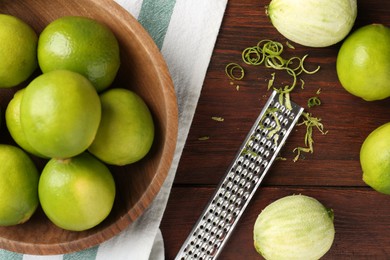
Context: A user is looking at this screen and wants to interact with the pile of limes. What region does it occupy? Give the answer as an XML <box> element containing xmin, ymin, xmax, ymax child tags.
<box><xmin>0</xmin><ymin>14</ymin><xmax>155</xmax><ymax>231</ymax></box>
<box><xmin>336</xmin><ymin>23</ymin><xmax>390</xmax><ymax>195</ymax></box>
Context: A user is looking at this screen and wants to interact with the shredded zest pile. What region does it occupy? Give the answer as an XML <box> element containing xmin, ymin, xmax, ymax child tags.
<box><xmin>224</xmin><ymin>39</ymin><xmax>326</xmax><ymax>161</ymax></box>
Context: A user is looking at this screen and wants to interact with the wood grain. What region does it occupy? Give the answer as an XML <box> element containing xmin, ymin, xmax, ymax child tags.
<box><xmin>161</xmin><ymin>0</ymin><xmax>390</xmax><ymax>259</ymax></box>
<box><xmin>162</xmin><ymin>187</ymin><xmax>390</xmax><ymax>259</ymax></box>
<box><xmin>0</xmin><ymin>0</ymin><xmax>177</xmax><ymax>255</ymax></box>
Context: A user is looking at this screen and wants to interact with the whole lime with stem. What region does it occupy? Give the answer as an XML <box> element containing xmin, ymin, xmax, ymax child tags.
<box><xmin>39</xmin><ymin>152</ymin><xmax>116</xmax><ymax>231</ymax></box>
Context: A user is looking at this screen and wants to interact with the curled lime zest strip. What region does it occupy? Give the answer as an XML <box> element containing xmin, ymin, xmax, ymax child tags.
<box><xmin>242</xmin><ymin>47</ymin><xmax>264</xmax><ymax>65</ymax></box>
<box><xmin>300</xmin><ymin>54</ymin><xmax>320</xmax><ymax>74</ymax></box>
<box><xmin>262</xmin><ymin>41</ymin><xmax>284</xmax><ymax>56</ymax></box>
<box><xmin>265</xmin><ymin>55</ymin><xmax>287</xmax><ymax>69</ymax></box>
<box><xmin>286</xmin><ymin>67</ymin><xmax>297</xmax><ymax>91</ymax></box>
<box><xmin>225</xmin><ymin>62</ymin><xmax>244</xmax><ymax>81</ymax></box>
<box><xmin>286</xmin><ymin>56</ymin><xmax>303</xmax><ymax>75</ymax></box>
<box><xmin>307</xmin><ymin>97</ymin><xmax>321</xmax><ymax>108</ymax></box>
<box><xmin>276</xmin><ymin>67</ymin><xmax>297</xmax><ymax>94</ymax></box>
<box><xmin>256</xmin><ymin>39</ymin><xmax>272</xmax><ymax>53</ymax></box>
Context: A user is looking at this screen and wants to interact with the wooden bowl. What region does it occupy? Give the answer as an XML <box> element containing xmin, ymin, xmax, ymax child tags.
<box><xmin>0</xmin><ymin>0</ymin><xmax>178</xmax><ymax>255</ymax></box>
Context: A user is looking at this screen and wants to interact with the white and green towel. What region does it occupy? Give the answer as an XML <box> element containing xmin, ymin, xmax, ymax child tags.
<box><xmin>0</xmin><ymin>0</ymin><xmax>228</xmax><ymax>259</ymax></box>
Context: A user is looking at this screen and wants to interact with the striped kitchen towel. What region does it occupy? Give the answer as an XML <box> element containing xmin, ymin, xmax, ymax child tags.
<box><xmin>0</xmin><ymin>0</ymin><xmax>228</xmax><ymax>259</ymax></box>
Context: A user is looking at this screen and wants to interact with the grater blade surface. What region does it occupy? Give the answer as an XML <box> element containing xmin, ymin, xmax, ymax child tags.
<box><xmin>175</xmin><ymin>90</ymin><xmax>304</xmax><ymax>260</ymax></box>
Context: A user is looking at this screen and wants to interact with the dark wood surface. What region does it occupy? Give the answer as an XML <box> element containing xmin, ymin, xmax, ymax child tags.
<box><xmin>160</xmin><ymin>0</ymin><xmax>390</xmax><ymax>259</ymax></box>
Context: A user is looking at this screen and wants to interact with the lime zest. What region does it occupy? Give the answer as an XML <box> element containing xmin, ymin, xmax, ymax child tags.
<box><xmin>300</xmin><ymin>79</ymin><xmax>305</xmax><ymax>89</ymax></box>
<box><xmin>211</xmin><ymin>116</ymin><xmax>224</xmax><ymax>122</ymax></box>
<box><xmin>242</xmin><ymin>46</ymin><xmax>264</xmax><ymax>65</ymax></box>
<box><xmin>268</xmin><ymin>73</ymin><xmax>276</xmax><ymax>90</ymax></box>
<box><xmin>285</xmin><ymin>56</ymin><xmax>303</xmax><ymax>75</ymax></box>
<box><xmin>265</xmin><ymin>55</ymin><xmax>286</xmax><ymax>69</ymax></box>
<box><xmin>224</xmin><ymin>39</ymin><xmax>324</xmax><ymax>161</ymax></box>
<box><xmin>225</xmin><ymin>62</ymin><xmax>244</xmax><ymax>81</ymax></box>
<box><xmin>226</xmin><ymin>39</ymin><xmax>321</xmax><ymax>90</ymax></box>
<box><xmin>300</xmin><ymin>54</ymin><xmax>321</xmax><ymax>74</ymax></box>
<box><xmin>261</xmin><ymin>40</ymin><xmax>284</xmax><ymax>56</ymax></box>
<box><xmin>225</xmin><ymin>39</ymin><xmax>320</xmax><ymax>100</ymax></box>
<box><xmin>293</xmin><ymin>112</ymin><xmax>328</xmax><ymax>162</ymax></box>
<box><xmin>286</xmin><ymin>41</ymin><xmax>295</xmax><ymax>49</ymax></box>
<box><xmin>198</xmin><ymin>136</ymin><xmax>210</xmax><ymax>141</ymax></box>
<box><xmin>307</xmin><ymin>97</ymin><xmax>321</xmax><ymax>108</ymax></box>
<box><xmin>266</xmin><ymin>109</ymin><xmax>281</xmax><ymax>139</ymax></box>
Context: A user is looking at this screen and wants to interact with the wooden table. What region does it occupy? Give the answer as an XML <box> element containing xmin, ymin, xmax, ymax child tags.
<box><xmin>160</xmin><ymin>1</ymin><xmax>390</xmax><ymax>259</ymax></box>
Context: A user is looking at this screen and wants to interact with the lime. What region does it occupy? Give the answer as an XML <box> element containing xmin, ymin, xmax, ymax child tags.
<box><xmin>39</xmin><ymin>152</ymin><xmax>116</xmax><ymax>231</ymax></box>
<box><xmin>88</xmin><ymin>88</ymin><xmax>154</xmax><ymax>166</ymax></box>
<box><xmin>0</xmin><ymin>144</ymin><xmax>39</xmax><ymax>226</ymax></box>
<box><xmin>20</xmin><ymin>70</ymin><xmax>101</xmax><ymax>159</ymax></box>
<box><xmin>254</xmin><ymin>194</ymin><xmax>335</xmax><ymax>260</ymax></box>
<box><xmin>0</xmin><ymin>14</ymin><xmax>38</xmax><ymax>88</ymax></box>
<box><xmin>360</xmin><ymin>122</ymin><xmax>390</xmax><ymax>195</ymax></box>
<box><xmin>38</xmin><ymin>16</ymin><xmax>120</xmax><ymax>92</ymax></box>
<box><xmin>336</xmin><ymin>24</ymin><xmax>390</xmax><ymax>101</ymax></box>
<box><xmin>6</xmin><ymin>89</ymin><xmax>46</xmax><ymax>158</ymax></box>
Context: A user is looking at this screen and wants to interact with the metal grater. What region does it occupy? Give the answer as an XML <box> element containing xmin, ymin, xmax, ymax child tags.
<box><xmin>175</xmin><ymin>90</ymin><xmax>304</xmax><ymax>260</ymax></box>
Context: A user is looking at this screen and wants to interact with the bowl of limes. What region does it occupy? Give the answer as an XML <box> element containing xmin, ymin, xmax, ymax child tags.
<box><xmin>0</xmin><ymin>0</ymin><xmax>178</xmax><ymax>255</ymax></box>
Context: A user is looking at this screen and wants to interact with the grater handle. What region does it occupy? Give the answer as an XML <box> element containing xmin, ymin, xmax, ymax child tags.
<box><xmin>175</xmin><ymin>90</ymin><xmax>304</xmax><ymax>260</ymax></box>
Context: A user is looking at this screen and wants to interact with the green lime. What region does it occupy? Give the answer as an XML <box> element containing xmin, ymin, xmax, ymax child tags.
<box><xmin>0</xmin><ymin>144</ymin><xmax>39</xmax><ymax>226</ymax></box>
<box><xmin>20</xmin><ymin>70</ymin><xmax>101</xmax><ymax>159</ymax></box>
<box><xmin>336</xmin><ymin>24</ymin><xmax>390</xmax><ymax>101</ymax></box>
<box><xmin>0</xmin><ymin>14</ymin><xmax>38</xmax><ymax>88</ymax></box>
<box><xmin>39</xmin><ymin>152</ymin><xmax>116</xmax><ymax>231</ymax></box>
<box><xmin>360</xmin><ymin>122</ymin><xmax>390</xmax><ymax>195</ymax></box>
<box><xmin>38</xmin><ymin>16</ymin><xmax>120</xmax><ymax>92</ymax></box>
<box><xmin>88</xmin><ymin>88</ymin><xmax>154</xmax><ymax>166</ymax></box>
<box><xmin>6</xmin><ymin>89</ymin><xmax>47</xmax><ymax>158</ymax></box>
